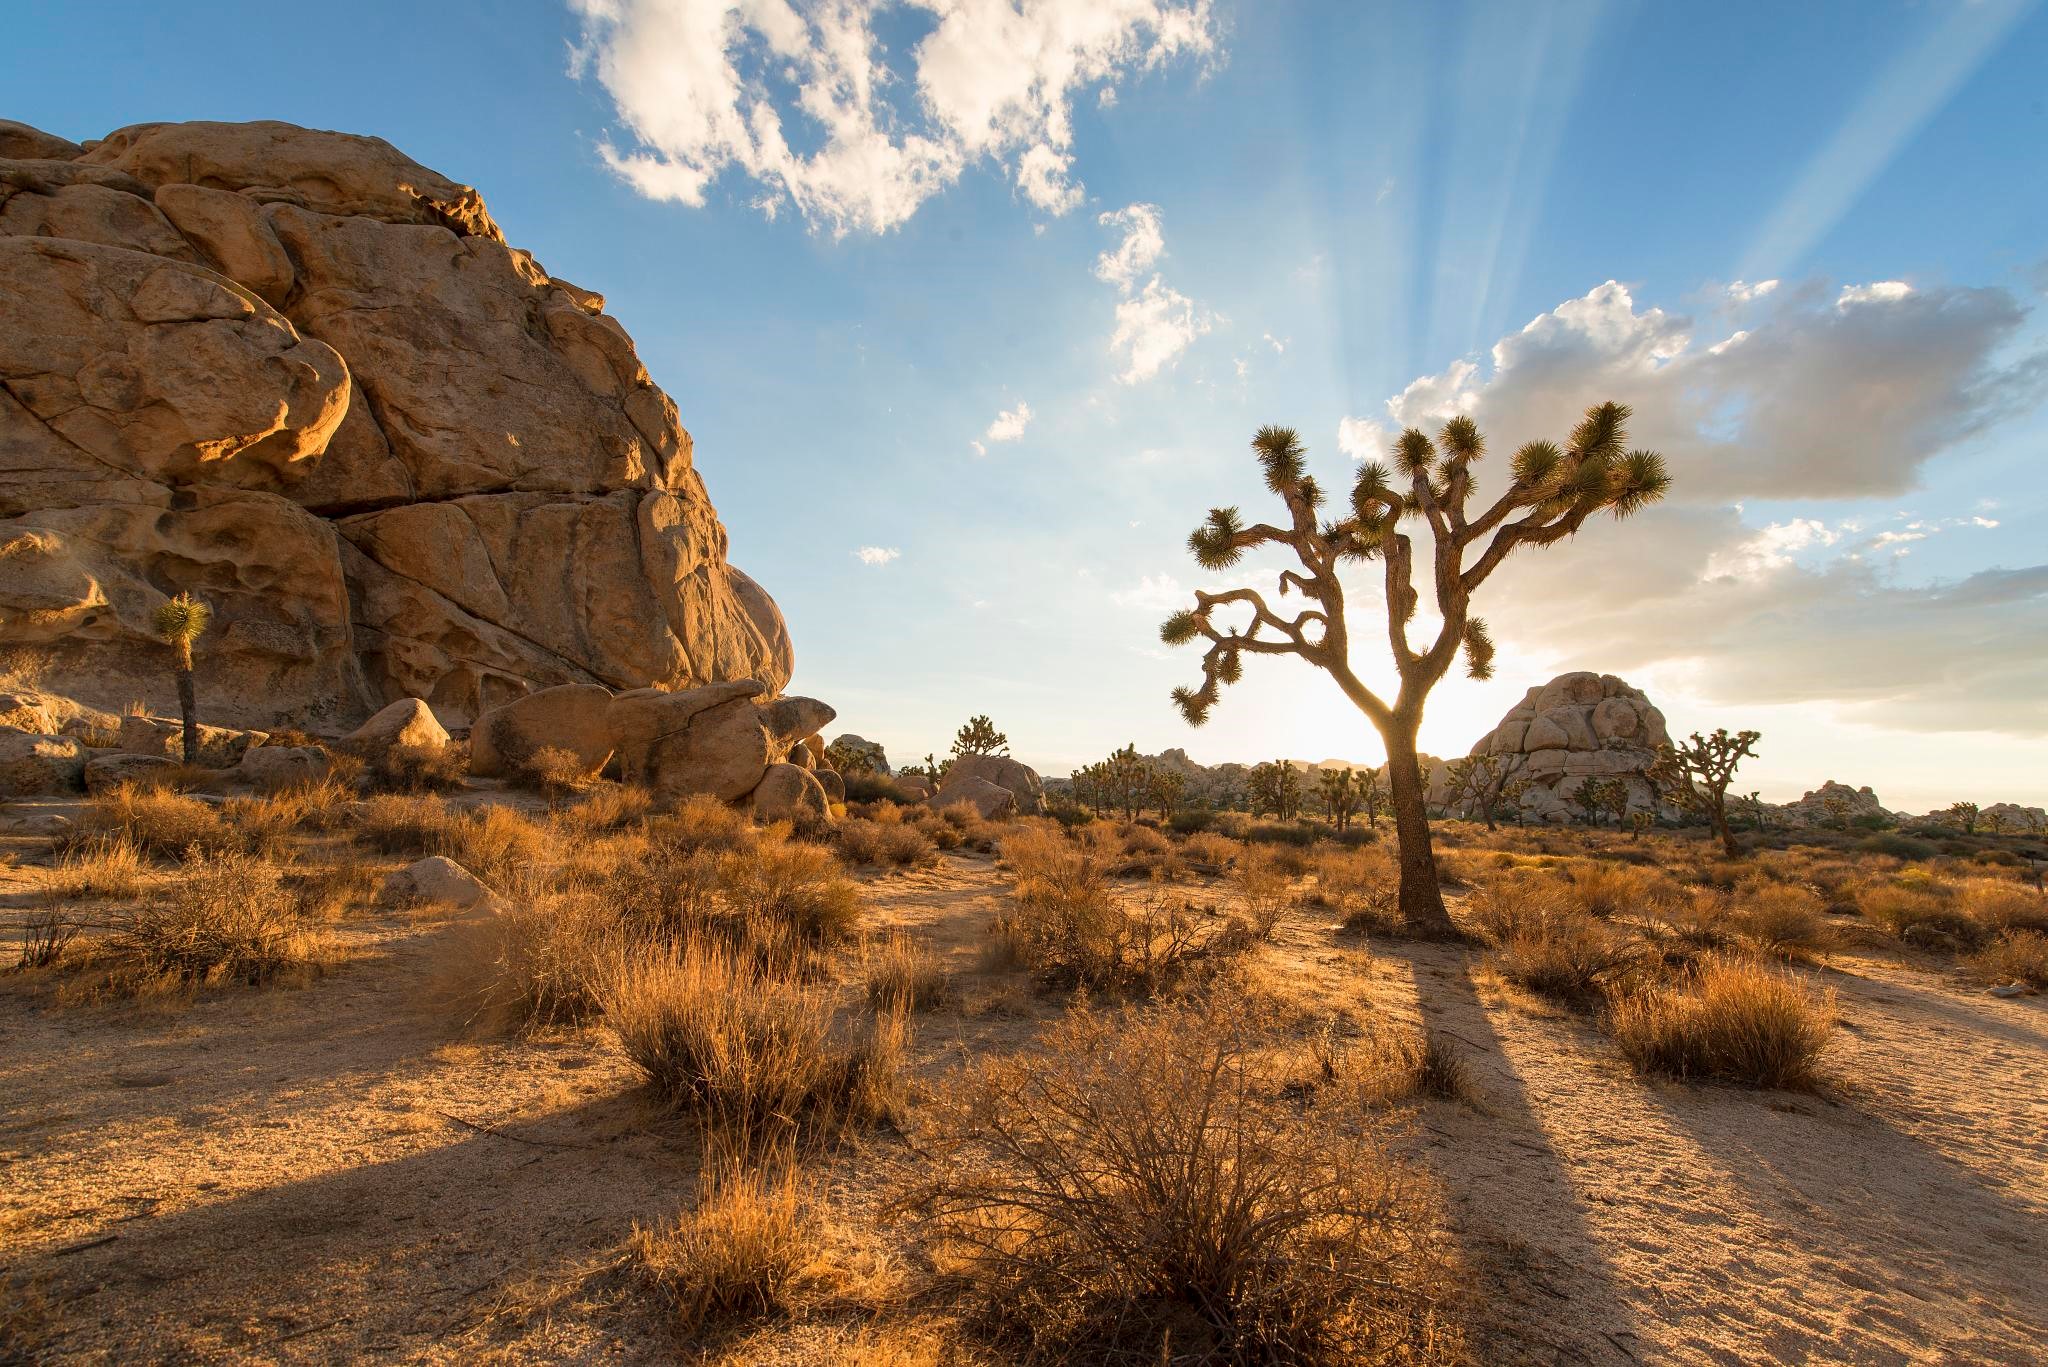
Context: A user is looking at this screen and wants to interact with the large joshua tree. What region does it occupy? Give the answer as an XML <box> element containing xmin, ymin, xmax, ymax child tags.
<box><xmin>152</xmin><ymin>591</ymin><xmax>212</xmax><ymax>764</ymax></box>
<box><xmin>1161</xmin><ymin>406</ymin><xmax>1669</xmax><ymax>933</ymax></box>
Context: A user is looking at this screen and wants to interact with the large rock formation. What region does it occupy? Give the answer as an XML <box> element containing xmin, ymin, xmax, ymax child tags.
<box><xmin>0</xmin><ymin>119</ymin><xmax>791</xmax><ymax>730</ymax></box>
<box><xmin>1468</xmin><ymin>671</ymin><xmax>1672</xmax><ymax>822</ymax></box>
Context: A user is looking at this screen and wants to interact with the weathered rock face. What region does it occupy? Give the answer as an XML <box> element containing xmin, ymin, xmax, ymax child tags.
<box><xmin>941</xmin><ymin>753</ymin><xmax>1044</xmax><ymax>814</ymax></box>
<box><xmin>1468</xmin><ymin>672</ymin><xmax>1672</xmax><ymax>823</ymax></box>
<box><xmin>1</xmin><ymin>118</ymin><xmax>792</xmax><ymax>730</ymax></box>
<box><xmin>1774</xmin><ymin>781</ymin><xmax>1892</xmax><ymax>829</ymax></box>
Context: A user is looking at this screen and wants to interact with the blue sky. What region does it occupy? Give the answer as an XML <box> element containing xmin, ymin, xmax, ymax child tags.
<box><xmin>11</xmin><ymin>0</ymin><xmax>2047</xmax><ymax>810</ymax></box>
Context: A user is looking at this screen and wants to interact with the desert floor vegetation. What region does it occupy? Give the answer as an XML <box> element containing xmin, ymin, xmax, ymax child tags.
<box><xmin>2</xmin><ymin>801</ymin><xmax>2044</xmax><ymax>1364</ymax></box>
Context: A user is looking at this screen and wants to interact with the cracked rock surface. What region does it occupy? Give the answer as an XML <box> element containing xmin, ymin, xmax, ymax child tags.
<box><xmin>1</xmin><ymin>119</ymin><xmax>791</xmax><ymax>728</ymax></box>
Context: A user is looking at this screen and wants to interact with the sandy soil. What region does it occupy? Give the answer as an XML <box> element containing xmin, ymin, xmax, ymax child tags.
<box><xmin>2</xmin><ymin>839</ymin><xmax>2043</xmax><ymax>1364</ymax></box>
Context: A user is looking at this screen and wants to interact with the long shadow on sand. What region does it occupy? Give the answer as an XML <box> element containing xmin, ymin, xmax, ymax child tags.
<box><xmin>1388</xmin><ymin>942</ymin><xmax>1648</xmax><ymax>1365</ymax></box>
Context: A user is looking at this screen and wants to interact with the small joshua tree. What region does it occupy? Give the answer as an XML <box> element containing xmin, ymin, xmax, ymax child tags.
<box><xmin>1650</xmin><ymin>728</ymin><xmax>1761</xmax><ymax>859</ymax></box>
<box><xmin>1947</xmin><ymin>800</ymin><xmax>1980</xmax><ymax>835</ymax></box>
<box><xmin>1162</xmin><ymin>409</ymin><xmax>1667</xmax><ymax>932</ymax></box>
<box><xmin>824</xmin><ymin>739</ymin><xmax>877</xmax><ymax>777</ymax></box>
<box><xmin>1357</xmin><ymin>766</ymin><xmax>1385</xmax><ymax>830</ymax></box>
<box><xmin>1097</xmin><ymin>743</ymin><xmax>1151</xmax><ymax>820</ymax></box>
<box><xmin>1447</xmin><ymin>752</ymin><xmax>1527</xmax><ymax>831</ymax></box>
<box><xmin>1318</xmin><ymin>767</ymin><xmax>1361</xmax><ymax>831</ymax></box>
<box><xmin>951</xmin><ymin>715</ymin><xmax>1009</xmax><ymax>759</ymax></box>
<box><xmin>1572</xmin><ymin>776</ymin><xmax>1607</xmax><ymax>827</ymax></box>
<box><xmin>152</xmin><ymin>592</ymin><xmax>212</xmax><ymax>764</ymax></box>
<box><xmin>1148</xmin><ymin>767</ymin><xmax>1187</xmax><ymax>819</ymax></box>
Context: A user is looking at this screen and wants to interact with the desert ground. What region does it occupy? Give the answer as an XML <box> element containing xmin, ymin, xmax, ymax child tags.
<box><xmin>3</xmin><ymin>775</ymin><xmax>2044</xmax><ymax>1366</ymax></box>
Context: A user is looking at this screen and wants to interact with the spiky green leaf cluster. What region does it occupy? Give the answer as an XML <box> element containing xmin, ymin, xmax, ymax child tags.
<box><xmin>1188</xmin><ymin>506</ymin><xmax>1246</xmax><ymax>569</ymax></box>
<box><xmin>1461</xmin><ymin>617</ymin><xmax>1495</xmax><ymax>681</ymax></box>
<box><xmin>1252</xmin><ymin>425</ymin><xmax>1306</xmax><ymax>493</ymax></box>
<box><xmin>152</xmin><ymin>592</ymin><xmax>211</xmax><ymax>645</ymax></box>
<box><xmin>1394</xmin><ymin>428</ymin><xmax>1436</xmax><ymax>477</ymax></box>
<box><xmin>1160</xmin><ymin>610</ymin><xmax>1200</xmax><ymax>646</ymax></box>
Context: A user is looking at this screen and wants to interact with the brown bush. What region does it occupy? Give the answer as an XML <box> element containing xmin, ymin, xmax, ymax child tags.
<box><xmin>373</xmin><ymin>741</ymin><xmax>468</xmax><ymax>793</ymax></box>
<box><xmin>631</xmin><ymin>1160</ymin><xmax>819</xmax><ymax>1334</ymax></box>
<box><xmin>837</xmin><ymin>818</ymin><xmax>938</xmax><ymax>868</ymax></box>
<box><xmin>116</xmin><ymin>851</ymin><xmax>320</xmax><ymax>990</ymax></box>
<box><xmin>1732</xmin><ymin>883</ymin><xmax>1830</xmax><ymax>960</ymax></box>
<box><xmin>434</xmin><ymin>889</ymin><xmax>618</xmax><ymax>1035</ymax></box>
<box><xmin>80</xmin><ymin>785</ymin><xmax>237</xmax><ymax>860</ymax></box>
<box><xmin>1956</xmin><ymin>880</ymin><xmax>2048</xmax><ymax>937</ymax></box>
<box><xmin>892</xmin><ymin>999</ymin><xmax>1463</xmax><ymax>1364</ymax></box>
<box><xmin>517</xmin><ymin>744</ymin><xmax>598</xmax><ymax>796</ymax></box>
<box><xmin>1467</xmin><ymin>876</ymin><xmax>1631</xmax><ymax>1007</ymax></box>
<box><xmin>41</xmin><ymin>833</ymin><xmax>146</xmax><ymax>901</ymax></box>
<box><xmin>1964</xmin><ymin>931</ymin><xmax>2048</xmax><ymax>989</ymax></box>
<box><xmin>604</xmin><ymin>945</ymin><xmax>903</xmax><ymax>1157</ymax></box>
<box><xmin>864</xmin><ymin>931</ymin><xmax>953</xmax><ymax>1012</ymax></box>
<box><xmin>557</xmin><ymin>782</ymin><xmax>655</xmax><ymax>834</ymax></box>
<box><xmin>1609</xmin><ymin>955</ymin><xmax>1834</xmax><ymax>1090</ymax></box>
<box><xmin>1229</xmin><ymin>847</ymin><xmax>1294</xmax><ymax>938</ymax></box>
<box><xmin>1858</xmin><ymin>881</ymin><xmax>1980</xmax><ymax>947</ymax></box>
<box><xmin>1311</xmin><ymin>846</ymin><xmax>1400</xmax><ymax>936</ymax></box>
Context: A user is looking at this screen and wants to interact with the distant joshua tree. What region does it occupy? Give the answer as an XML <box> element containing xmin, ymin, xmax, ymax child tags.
<box><xmin>824</xmin><ymin>739</ymin><xmax>878</xmax><ymax>777</ymax></box>
<box><xmin>1947</xmin><ymin>800</ymin><xmax>1980</xmax><ymax>835</ymax></box>
<box><xmin>1447</xmin><ymin>752</ymin><xmax>1528</xmax><ymax>831</ymax></box>
<box><xmin>152</xmin><ymin>592</ymin><xmax>212</xmax><ymax>764</ymax></box>
<box><xmin>1248</xmin><ymin>760</ymin><xmax>1303</xmax><ymax>821</ymax></box>
<box><xmin>1651</xmin><ymin>728</ymin><xmax>1761</xmax><ymax>859</ymax></box>
<box><xmin>951</xmin><ymin>715</ymin><xmax>1009</xmax><ymax>759</ymax></box>
<box><xmin>1161</xmin><ymin>408</ymin><xmax>1668</xmax><ymax>932</ymax></box>
<box><xmin>1357</xmin><ymin>766</ymin><xmax>1386</xmax><ymax>830</ymax></box>
<box><xmin>1318</xmin><ymin>768</ymin><xmax>1362</xmax><ymax>831</ymax></box>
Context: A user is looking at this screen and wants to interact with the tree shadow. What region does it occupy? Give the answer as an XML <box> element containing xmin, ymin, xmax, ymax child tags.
<box><xmin>1385</xmin><ymin>942</ymin><xmax>1649</xmax><ymax>1364</ymax></box>
<box><xmin>19</xmin><ymin>1091</ymin><xmax>684</xmax><ymax>1363</ymax></box>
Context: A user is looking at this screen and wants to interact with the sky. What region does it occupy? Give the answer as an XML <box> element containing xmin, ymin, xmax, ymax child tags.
<box><xmin>9</xmin><ymin>0</ymin><xmax>2047</xmax><ymax>812</ymax></box>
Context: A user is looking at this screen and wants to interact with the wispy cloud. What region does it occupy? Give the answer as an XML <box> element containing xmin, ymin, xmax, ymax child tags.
<box><xmin>569</xmin><ymin>0</ymin><xmax>1220</xmax><ymax>235</ymax></box>
<box><xmin>1096</xmin><ymin>204</ymin><xmax>1212</xmax><ymax>384</ymax></box>
<box><xmin>985</xmin><ymin>400</ymin><xmax>1033</xmax><ymax>444</ymax></box>
<box><xmin>1108</xmin><ymin>572</ymin><xmax>1189</xmax><ymax>611</ymax></box>
<box><xmin>853</xmin><ymin>546</ymin><xmax>901</xmax><ymax>567</ymax></box>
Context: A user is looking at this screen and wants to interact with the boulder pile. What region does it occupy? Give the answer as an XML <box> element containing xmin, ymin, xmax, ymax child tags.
<box><xmin>1467</xmin><ymin>671</ymin><xmax>1673</xmax><ymax>822</ymax></box>
<box><xmin>0</xmin><ymin>117</ymin><xmax>791</xmax><ymax>732</ymax></box>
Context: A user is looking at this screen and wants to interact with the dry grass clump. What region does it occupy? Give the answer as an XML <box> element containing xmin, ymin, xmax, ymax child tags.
<box><xmin>357</xmin><ymin>794</ymin><xmax>547</xmax><ymax>884</ymax></box>
<box><xmin>1228</xmin><ymin>846</ymin><xmax>1293</xmax><ymax>938</ymax></box>
<box><xmin>604</xmin><ymin>944</ymin><xmax>904</xmax><ymax>1157</ymax></box>
<box><xmin>994</xmin><ymin>826</ymin><xmax>1233</xmax><ymax>994</ymax></box>
<box><xmin>1730</xmin><ymin>882</ymin><xmax>1830</xmax><ymax>960</ymax></box>
<box><xmin>631</xmin><ymin>1161</ymin><xmax>821</xmax><ymax>1334</ymax></box>
<box><xmin>78</xmin><ymin>785</ymin><xmax>236</xmax><ymax>860</ymax></box>
<box><xmin>1609</xmin><ymin>955</ymin><xmax>1834</xmax><ymax>1090</ymax></box>
<box><xmin>718</xmin><ymin>838</ymin><xmax>863</xmax><ymax>949</ymax></box>
<box><xmin>517</xmin><ymin>745</ymin><xmax>599</xmax><ymax>796</ymax></box>
<box><xmin>1179</xmin><ymin>830</ymin><xmax>1240</xmax><ymax>872</ymax></box>
<box><xmin>1466</xmin><ymin>876</ymin><xmax>1631</xmax><ymax>1007</ymax></box>
<box><xmin>41</xmin><ymin>833</ymin><xmax>146</xmax><ymax>901</ymax></box>
<box><xmin>893</xmin><ymin>999</ymin><xmax>1464</xmax><ymax>1365</ymax></box>
<box><xmin>1857</xmin><ymin>879</ymin><xmax>1980</xmax><ymax>947</ymax></box>
<box><xmin>1956</xmin><ymin>879</ymin><xmax>2048</xmax><ymax>936</ymax></box>
<box><xmin>837</xmin><ymin>818</ymin><xmax>938</xmax><ymax>869</ymax></box>
<box><xmin>435</xmin><ymin>889</ymin><xmax>619</xmax><ymax>1035</ymax></box>
<box><xmin>372</xmin><ymin>741</ymin><xmax>468</xmax><ymax>793</ymax></box>
<box><xmin>1964</xmin><ymin>931</ymin><xmax>2048</xmax><ymax>989</ymax></box>
<box><xmin>1310</xmin><ymin>846</ymin><xmax>1400</xmax><ymax>936</ymax></box>
<box><xmin>649</xmin><ymin>794</ymin><xmax>756</xmax><ymax>856</ymax></box>
<box><xmin>1566</xmin><ymin>860</ymin><xmax>1680</xmax><ymax>918</ymax></box>
<box><xmin>357</xmin><ymin>792</ymin><xmax>462</xmax><ymax>856</ymax></box>
<box><xmin>864</xmin><ymin>931</ymin><xmax>953</xmax><ymax>1012</ymax></box>
<box><xmin>1309</xmin><ymin>1019</ymin><xmax>1472</xmax><ymax>1106</ymax></box>
<box><xmin>114</xmin><ymin>851</ymin><xmax>323</xmax><ymax>991</ymax></box>
<box><xmin>557</xmin><ymin>782</ymin><xmax>655</xmax><ymax>834</ymax></box>
<box><xmin>14</xmin><ymin>910</ymin><xmax>76</xmax><ymax>971</ymax></box>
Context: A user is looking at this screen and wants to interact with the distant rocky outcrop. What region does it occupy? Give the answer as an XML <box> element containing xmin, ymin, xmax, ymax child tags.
<box><xmin>1468</xmin><ymin>671</ymin><xmax>1672</xmax><ymax>823</ymax></box>
<box><xmin>828</xmin><ymin>734</ymin><xmax>891</xmax><ymax>776</ymax></box>
<box><xmin>1</xmin><ymin>118</ymin><xmax>791</xmax><ymax>731</ymax></box>
<box><xmin>1771</xmin><ymin>781</ymin><xmax>1894</xmax><ymax>829</ymax></box>
<box><xmin>940</xmin><ymin>753</ymin><xmax>1043</xmax><ymax>814</ymax></box>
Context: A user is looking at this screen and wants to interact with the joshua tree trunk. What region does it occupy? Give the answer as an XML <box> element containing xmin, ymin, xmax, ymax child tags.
<box><xmin>174</xmin><ymin>640</ymin><xmax>199</xmax><ymax>764</ymax></box>
<box><xmin>1710</xmin><ymin>806</ymin><xmax>1738</xmax><ymax>860</ymax></box>
<box><xmin>1380</xmin><ymin>716</ymin><xmax>1450</xmax><ymax>934</ymax></box>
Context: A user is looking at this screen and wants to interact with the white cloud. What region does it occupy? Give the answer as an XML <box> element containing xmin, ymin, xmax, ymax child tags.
<box><xmin>1837</xmin><ymin>280</ymin><xmax>1913</xmax><ymax>307</ymax></box>
<box><xmin>1263</xmin><ymin>332</ymin><xmax>1286</xmax><ymax>354</ymax></box>
<box><xmin>854</xmin><ymin>545</ymin><xmax>901</xmax><ymax>566</ymax></box>
<box><xmin>1096</xmin><ymin>203</ymin><xmax>1211</xmax><ymax>383</ymax></box>
<box><xmin>1109</xmin><ymin>572</ymin><xmax>1188</xmax><ymax>611</ymax></box>
<box><xmin>569</xmin><ymin>0</ymin><xmax>1219</xmax><ymax>235</ymax></box>
<box><xmin>1376</xmin><ymin>277</ymin><xmax>2044</xmax><ymax>500</ymax></box>
<box><xmin>1336</xmin><ymin>416</ymin><xmax>1390</xmax><ymax>461</ymax></box>
<box><xmin>1093</xmin><ymin>203</ymin><xmax>1165</xmax><ymax>288</ymax></box>
<box><xmin>969</xmin><ymin>439</ymin><xmax>988</xmax><ymax>457</ymax></box>
<box><xmin>1725</xmin><ymin>279</ymin><xmax>1779</xmax><ymax>304</ymax></box>
<box><xmin>984</xmin><ymin>400</ymin><xmax>1033</xmax><ymax>443</ymax></box>
<box><xmin>1352</xmin><ymin>275</ymin><xmax>2048</xmax><ymax>736</ymax></box>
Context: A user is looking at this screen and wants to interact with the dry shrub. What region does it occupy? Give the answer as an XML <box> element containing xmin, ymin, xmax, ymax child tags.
<box><xmin>838</xmin><ymin>818</ymin><xmax>937</xmax><ymax>868</ymax></box>
<box><xmin>1566</xmin><ymin>860</ymin><xmax>1677</xmax><ymax>919</ymax></box>
<box><xmin>434</xmin><ymin>889</ymin><xmax>618</xmax><ymax>1035</ymax></box>
<box><xmin>1325</xmin><ymin>1023</ymin><xmax>1472</xmax><ymax>1107</ymax></box>
<box><xmin>1858</xmin><ymin>881</ymin><xmax>1979</xmax><ymax>947</ymax></box>
<box><xmin>718</xmin><ymin>837</ymin><xmax>862</xmax><ymax>948</ymax></box>
<box><xmin>356</xmin><ymin>792</ymin><xmax>461</xmax><ymax>857</ymax></box>
<box><xmin>1467</xmin><ymin>876</ymin><xmax>1630</xmax><ymax>1007</ymax></box>
<box><xmin>41</xmin><ymin>833</ymin><xmax>146</xmax><ymax>901</ymax></box>
<box><xmin>651</xmin><ymin>794</ymin><xmax>755</xmax><ymax>856</ymax></box>
<box><xmin>865</xmin><ymin>931</ymin><xmax>953</xmax><ymax>1012</ymax></box>
<box><xmin>80</xmin><ymin>785</ymin><xmax>236</xmax><ymax>860</ymax></box>
<box><xmin>518</xmin><ymin>744</ymin><xmax>597</xmax><ymax>795</ymax></box>
<box><xmin>995</xmin><ymin>827</ymin><xmax>1228</xmax><ymax>994</ymax></box>
<box><xmin>605</xmin><ymin>945</ymin><xmax>903</xmax><ymax>1157</ymax></box>
<box><xmin>1964</xmin><ymin>931</ymin><xmax>2048</xmax><ymax>989</ymax></box>
<box><xmin>1179</xmin><ymin>831</ymin><xmax>1239</xmax><ymax>872</ymax></box>
<box><xmin>288</xmin><ymin>861</ymin><xmax>381</xmax><ymax>922</ymax></box>
<box><xmin>632</xmin><ymin>1160</ymin><xmax>819</xmax><ymax>1334</ymax></box>
<box><xmin>1956</xmin><ymin>880</ymin><xmax>2048</xmax><ymax>936</ymax></box>
<box><xmin>1609</xmin><ymin>955</ymin><xmax>1834</xmax><ymax>1090</ymax></box>
<box><xmin>559</xmin><ymin>782</ymin><xmax>655</xmax><ymax>834</ymax></box>
<box><xmin>937</xmin><ymin>801</ymin><xmax>979</xmax><ymax>830</ymax></box>
<box><xmin>1733</xmin><ymin>883</ymin><xmax>1830</xmax><ymax>960</ymax></box>
<box><xmin>373</xmin><ymin>741</ymin><xmax>468</xmax><ymax>793</ymax></box>
<box><xmin>1312</xmin><ymin>846</ymin><xmax>1400</xmax><ymax>936</ymax></box>
<box><xmin>894</xmin><ymin>999</ymin><xmax>1463</xmax><ymax>1364</ymax></box>
<box><xmin>1229</xmin><ymin>847</ymin><xmax>1294</xmax><ymax>938</ymax></box>
<box><xmin>14</xmin><ymin>910</ymin><xmax>76</xmax><ymax>970</ymax></box>
<box><xmin>358</xmin><ymin>795</ymin><xmax>546</xmax><ymax>885</ymax></box>
<box><xmin>116</xmin><ymin>851</ymin><xmax>319</xmax><ymax>990</ymax></box>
